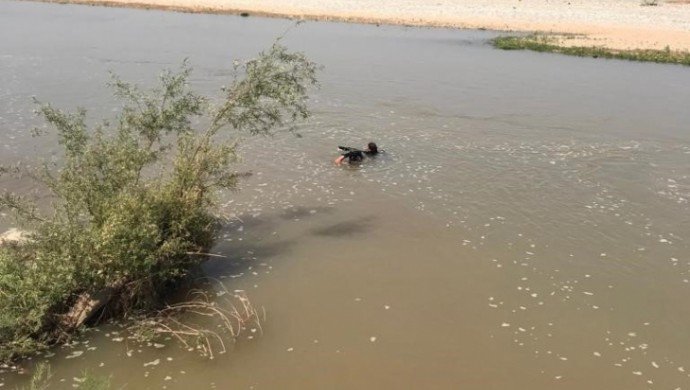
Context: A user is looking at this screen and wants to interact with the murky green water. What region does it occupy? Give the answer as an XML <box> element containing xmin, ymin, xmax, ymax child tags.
<box><xmin>1</xmin><ymin>1</ymin><xmax>689</xmax><ymax>388</ymax></box>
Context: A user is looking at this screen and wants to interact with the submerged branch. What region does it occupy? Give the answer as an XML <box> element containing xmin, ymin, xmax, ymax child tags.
<box><xmin>129</xmin><ymin>288</ymin><xmax>261</xmax><ymax>359</ymax></box>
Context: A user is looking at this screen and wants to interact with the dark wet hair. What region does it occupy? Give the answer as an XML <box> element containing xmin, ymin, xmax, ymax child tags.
<box><xmin>367</xmin><ymin>142</ymin><xmax>378</xmax><ymax>154</ymax></box>
<box><xmin>345</xmin><ymin>150</ymin><xmax>364</xmax><ymax>162</ymax></box>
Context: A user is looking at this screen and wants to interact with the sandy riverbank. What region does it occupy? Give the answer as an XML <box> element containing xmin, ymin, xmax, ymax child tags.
<box><xmin>26</xmin><ymin>0</ymin><xmax>690</xmax><ymax>51</ymax></box>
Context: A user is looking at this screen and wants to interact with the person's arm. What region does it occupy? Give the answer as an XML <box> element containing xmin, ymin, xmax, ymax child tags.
<box><xmin>334</xmin><ymin>155</ymin><xmax>346</xmax><ymax>165</ymax></box>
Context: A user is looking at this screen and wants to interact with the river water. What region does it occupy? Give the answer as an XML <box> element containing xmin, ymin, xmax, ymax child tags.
<box><xmin>1</xmin><ymin>1</ymin><xmax>690</xmax><ymax>389</ymax></box>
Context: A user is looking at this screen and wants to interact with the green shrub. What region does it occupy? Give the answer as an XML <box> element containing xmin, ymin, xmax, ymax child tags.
<box><xmin>0</xmin><ymin>42</ymin><xmax>317</xmax><ymax>362</ymax></box>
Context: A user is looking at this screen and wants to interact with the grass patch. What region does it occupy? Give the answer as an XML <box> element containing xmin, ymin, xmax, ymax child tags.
<box><xmin>17</xmin><ymin>363</ymin><xmax>110</xmax><ymax>390</ymax></box>
<box><xmin>492</xmin><ymin>34</ymin><xmax>690</xmax><ymax>66</ymax></box>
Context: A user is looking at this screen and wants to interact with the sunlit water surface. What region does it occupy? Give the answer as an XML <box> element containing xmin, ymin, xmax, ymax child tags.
<box><xmin>1</xmin><ymin>1</ymin><xmax>690</xmax><ymax>389</ymax></box>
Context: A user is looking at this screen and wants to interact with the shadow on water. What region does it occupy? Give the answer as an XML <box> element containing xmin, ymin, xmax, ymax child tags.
<box><xmin>202</xmin><ymin>205</ymin><xmax>375</xmax><ymax>278</ymax></box>
<box><xmin>279</xmin><ymin>205</ymin><xmax>334</xmax><ymax>220</ymax></box>
<box><xmin>202</xmin><ymin>221</ymin><xmax>295</xmax><ymax>278</ymax></box>
<box><xmin>311</xmin><ymin>216</ymin><xmax>376</xmax><ymax>237</ymax></box>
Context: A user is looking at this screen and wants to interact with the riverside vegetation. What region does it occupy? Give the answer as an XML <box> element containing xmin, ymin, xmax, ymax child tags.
<box><xmin>19</xmin><ymin>363</ymin><xmax>110</xmax><ymax>390</ymax></box>
<box><xmin>492</xmin><ymin>34</ymin><xmax>690</xmax><ymax>66</ymax></box>
<box><xmin>0</xmin><ymin>41</ymin><xmax>318</xmax><ymax>364</ymax></box>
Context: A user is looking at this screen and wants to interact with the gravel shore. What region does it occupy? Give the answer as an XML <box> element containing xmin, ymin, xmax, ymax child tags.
<box><xmin>33</xmin><ymin>0</ymin><xmax>690</xmax><ymax>50</ymax></box>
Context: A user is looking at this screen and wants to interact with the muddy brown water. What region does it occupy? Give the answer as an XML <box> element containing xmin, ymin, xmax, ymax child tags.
<box><xmin>1</xmin><ymin>1</ymin><xmax>690</xmax><ymax>388</ymax></box>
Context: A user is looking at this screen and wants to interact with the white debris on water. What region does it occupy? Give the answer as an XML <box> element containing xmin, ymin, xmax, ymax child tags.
<box><xmin>143</xmin><ymin>359</ymin><xmax>160</xmax><ymax>367</ymax></box>
<box><xmin>65</xmin><ymin>351</ymin><xmax>83</xmax><ymax>359</ymax></box>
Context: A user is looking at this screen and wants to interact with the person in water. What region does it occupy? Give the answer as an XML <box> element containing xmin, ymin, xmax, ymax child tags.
<box><xmin>334</xmin><ymin>142</ymin><xmax>379</xmax><ymax>165</ymax></box>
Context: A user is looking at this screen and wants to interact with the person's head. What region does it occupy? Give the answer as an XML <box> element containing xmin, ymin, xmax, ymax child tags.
<box><xmin>367</xmin><ymin>142</ymin><xmax>378</xmax><ymax>154</ymax></box>
<box><xmin>343</xmin><ymin>150</ymin><xmax>364</xmax><ymax>163</ymax></box>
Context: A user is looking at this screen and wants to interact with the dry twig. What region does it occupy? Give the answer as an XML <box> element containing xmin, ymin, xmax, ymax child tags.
<box><xmin>129</xmin><ymin>284</ymin><xmax>262</xmax><ymax>359</ymax></box>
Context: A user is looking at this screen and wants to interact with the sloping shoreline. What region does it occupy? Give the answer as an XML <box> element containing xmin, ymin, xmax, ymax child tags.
<box><xmin>25</xmin><ymin>0</ymin><xmax>690</xmax><ymax>51</ymax></box>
